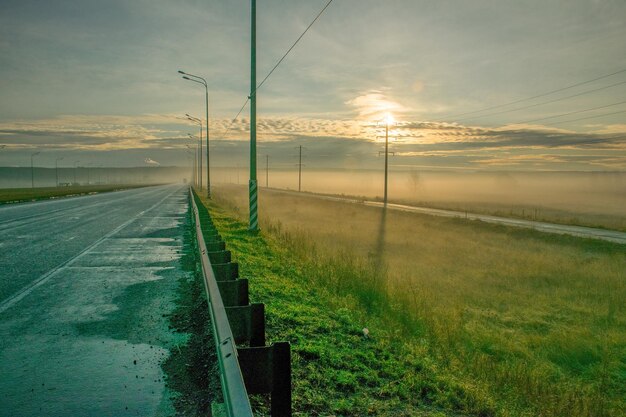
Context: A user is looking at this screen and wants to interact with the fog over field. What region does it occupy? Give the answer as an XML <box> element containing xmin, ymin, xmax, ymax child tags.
<box><xmin>209</xmin><ymin>168</ymin><xmax>626</xmax><ymax>228</ymax></box>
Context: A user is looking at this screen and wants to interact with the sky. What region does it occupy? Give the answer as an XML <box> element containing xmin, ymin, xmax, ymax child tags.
<box><xmin>0</xmin><ymin>0</ymin><xmax>625</xmax><ymax>171</ymax></box>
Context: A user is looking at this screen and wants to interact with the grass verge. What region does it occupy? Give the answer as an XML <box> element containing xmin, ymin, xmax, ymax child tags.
<box><xmin>195</xmin><ymin>193</ymin><xmax>496</xmax><ymax>417</ymax></box>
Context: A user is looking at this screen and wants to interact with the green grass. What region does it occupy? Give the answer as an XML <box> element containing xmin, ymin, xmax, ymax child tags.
<box><xmin>197</xmin><ymin>192</ymin><xmax>495</xmax><ymax>416</ymax></box>
<box><xmin>0</xmin><ymin>184</ymin><xmax>150</xmax><ymax>204</ymax></box>
<box><xmin>202</xmin><ymin>185</ymin><xmax>625</xmax><ymax>417</ymax></box>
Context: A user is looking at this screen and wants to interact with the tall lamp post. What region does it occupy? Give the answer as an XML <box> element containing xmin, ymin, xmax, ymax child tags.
<box><xmin>185</xmin><ymin>146</ymin><xmax>196</xmax><ymax>186</ymax></box>
<box><xmin>55</xmin><ymin>157</ymin><xmax>64</xmax><ymax>187</ymax></box>
<box><xmin>179</xmin><ymin>70</ymin><xmax>211</xmax><ymax>198</ymax></box>
<box><xmin>188</xmin><ymin>133</ymin><xmax>200</xmax><ymax>187</ymax></box>
<box><xmin>30</xmin><ymin>151</ymin><xmax>40</xmax><ymax>189</ymax></box>
<box><xmin>186</xmin><ymin>114</ymin><xmax>203</xmax><ymax>189</ymax></box>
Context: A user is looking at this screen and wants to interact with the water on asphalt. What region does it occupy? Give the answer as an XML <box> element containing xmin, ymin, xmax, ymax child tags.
<box><xmin>0</xmin><ymin>184</ymin><xmax>190</xmax><ymax>417</ymax></box>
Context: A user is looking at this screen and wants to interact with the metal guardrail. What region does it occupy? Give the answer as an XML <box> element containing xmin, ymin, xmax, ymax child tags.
<box><xmin>189</xmin><ymin>188</ymin><xmax>291</xmax><ymax>417</ymax></box>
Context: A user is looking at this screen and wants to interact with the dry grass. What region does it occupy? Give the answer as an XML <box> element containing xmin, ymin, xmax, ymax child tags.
<box><xmin>213</xmin><ymin>184</ymin><xmax>625</xmax><ymax>417</ymax></box>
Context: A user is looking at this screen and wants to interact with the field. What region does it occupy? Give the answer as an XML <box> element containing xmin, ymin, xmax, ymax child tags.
<box><xmin>0</xmin><ymin>184</ymin><xmax>149</xmax><ymax>204</ymax></box>
<box><xmin>208</xmin><ymin>169</ymin><xmax>626</xmax><ymax>231</ymax></box>
<box><xmin>208</xmin><ymin>184</ymin><xmax>625</xmax><ymax>417</ymax></box>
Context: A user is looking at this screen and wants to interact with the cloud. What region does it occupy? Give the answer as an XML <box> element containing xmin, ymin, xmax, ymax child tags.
<box><xmin>1</xmin><ymin>112</ymin><xmax>624</xmax><ymax>170</ymax></box>
<box><xmin>345</xmin><ymin>91</ymin><xmax>410</xmax><ymax>120</ymax></box>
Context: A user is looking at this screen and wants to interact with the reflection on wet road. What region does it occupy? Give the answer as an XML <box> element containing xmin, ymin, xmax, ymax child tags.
<box><xmin>0</xmin><ymin>184</ymin><xmax>189</xmax><ymax>416</ymax></box>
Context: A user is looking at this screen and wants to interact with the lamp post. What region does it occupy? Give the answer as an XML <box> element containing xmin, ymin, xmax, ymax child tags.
<box><xmin>188</xmin><ymin>133</ymin><xmax>200</xmax><ymax>187</ymax></box>
<box><xmin>55</xmin><ymin>157</ymin><xmax>64</xmax><ymax>187</ymax></box>
<box><xmin>179</xmin><ymin>70</ymin><xmax>211</xmax><ymax>198</ymax></box>
<box><xmin>186</xmin><ymin>114</ymin><xmax>203</xmax><ymax>189</ymax></box>
<box><xmin>185</xmin><ymin>146</ymin><xmax>196</xmax><ymax>186</ymax></box>
<box><xmin>30</xmin><ymin>151</ymin><xmax>40</xmax><ymax>189</ymax></box>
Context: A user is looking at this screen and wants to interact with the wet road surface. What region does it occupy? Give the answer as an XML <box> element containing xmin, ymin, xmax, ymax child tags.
<box><xmin>0</xmin><ymin>184</ymin><xmax>190</xmax><ymax>416</ymax></box>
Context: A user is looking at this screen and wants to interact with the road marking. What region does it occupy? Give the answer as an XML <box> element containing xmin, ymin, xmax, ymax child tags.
<box><xmin>0</xmin><ymin>186</ymin><xmax>183</xmax><ymax>315</ymax></box>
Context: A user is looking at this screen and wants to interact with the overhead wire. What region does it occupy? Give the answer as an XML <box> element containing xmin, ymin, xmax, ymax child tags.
<box><xmin>439</xmin><ymin>68</ymin><xmax>626</xmax><ymax>121</ymax></box>
<box><xmin>227</xmin><ymin>0</ymin><xmax>335</xmax><ymax>129</ymax></box>
<box><xmin>517</xmin><ymin>100</ymin><xmax>626</xmax><ymax>124</ymax></box>
<box><xmin>456</xmin><ymin>80</ymin><xmax>626</xmax><ymax>122</ymax></box>
<box><xmin>542</xmin><ymin>109</ymin><xmax>626</xmax><ymax>126</ymax></box>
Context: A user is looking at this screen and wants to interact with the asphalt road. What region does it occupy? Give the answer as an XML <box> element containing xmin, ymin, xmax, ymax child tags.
<box><xmin>0</xmin><ymin>184</ymin><xmax>190</xmax><ymax>416</ymax></box>
<box><xmin>270</xmin><ymin>189</ymin><xmax>626</xmax><ymax>244</ymax></box>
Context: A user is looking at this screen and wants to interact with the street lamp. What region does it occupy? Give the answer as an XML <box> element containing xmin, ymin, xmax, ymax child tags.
<box><xmin>179</xmin><ymin>70</ymin><xmax>211</xmax><ymax>198</ymax></box>
<box><xmin>185</xmin><ymin>145</ymin><xmax>196</xmax><ymax>186</ymax></box>
<box><xmin>55</xmin><ymin>157</ymin><xmax>64</xmax><ymax>187</ymax></box>
<box><xmin>186</xmin><ymin>114</ymin><xmax>203</xmax><ymax>189</ymax></box>
<box><xmin>187</xmin><ymin>133</ymin><xmax>200</xmax><ymax>186</ymax></box>
<box><xmin>30</xmin><ymin>151</ymin><xmax>40</xmax><ymax>189</ymax></box>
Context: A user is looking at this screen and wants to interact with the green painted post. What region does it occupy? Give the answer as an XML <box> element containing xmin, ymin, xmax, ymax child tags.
<box><xmin>249</xmin><ymin>0</ymin><xmax>258</xmax><ymax>231</ymax></box>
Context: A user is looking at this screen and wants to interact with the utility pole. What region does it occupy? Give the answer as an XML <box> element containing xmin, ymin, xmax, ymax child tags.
<box><xmin>298</xmin><ymin>145</ymin><xmax>303</xmax><ymax>192</ymax></box>
<box><xmin>294</xmin><ymin>145</ymin><xmax>306</xmax><ymax>192</ymax></box>
<box><xmin>384</xmin><ymin>121</ymin><xmax>389</xmax><ymax>205</ymax></box>
<box><xmin>248</xmin><ymin>0</ymin><xmax>258</xmax><ymax>231</ymax></box>
<box><xmin>378</xmin><ymin>115</ymin><xmax>395</xmax><ymax>206</ymax></box>
<box><xmin>55</xmin><ymin>157</ymin><xmax>63</xmax><ymax>187</ymax></box>
<box><xmin>266</xmin><ymin>154</ymin><xmax>269</xmax><ymax>187</ymax></box>
<box><xmin>30</xmin><ymin>151</ymin><xmax>40</xmax><ymax>189</ymax></box>
<box><xmin>74</xmin><ymin>160</ymin><xmax>79</xmax><ymax>185</ymax></box>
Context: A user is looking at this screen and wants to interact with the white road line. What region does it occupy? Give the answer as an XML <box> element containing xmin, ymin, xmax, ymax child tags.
<box><xmin>0</xmin><ymin>186</ymin><xmax>183</xmax><ymax>315</ymax></box>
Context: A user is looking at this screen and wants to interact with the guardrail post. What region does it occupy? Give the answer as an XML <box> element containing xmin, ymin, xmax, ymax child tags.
<box><xmin>212</xmin><ymin>262</ymin><xmax>239</xmax><ymax>281</ymax></box>
<box><xmin>217</xmin><ymin>279</ymin><xmax>249</xmax><ymax>307</ymax></box>
<box><xmin>238</xmin><ymin>342</ymin><xmax>292</xmax><ymax>417</ymax></box>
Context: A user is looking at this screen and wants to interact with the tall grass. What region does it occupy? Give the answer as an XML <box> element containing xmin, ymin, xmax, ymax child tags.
<box><xmin>212</xmin><ymin>185</ymin><xmax>625</xmax><ymax>417</ymax></box>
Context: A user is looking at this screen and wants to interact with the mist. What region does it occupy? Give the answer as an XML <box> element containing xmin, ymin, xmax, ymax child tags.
<box><xmin>210</xmin><ymin>168</ymin><xmax>626</xmax><ymax>218</ymax></box>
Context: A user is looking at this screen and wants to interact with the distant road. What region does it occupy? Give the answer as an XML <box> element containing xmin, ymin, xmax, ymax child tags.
<box><xmin>269</xmin><ymin>189</ymin><xmax>626</xmax><ymax>245</ymax></box>
<box><xmin>0</xmin><ymin>184</ymin><xmax>188</xmax><ymax>416</ymax></box>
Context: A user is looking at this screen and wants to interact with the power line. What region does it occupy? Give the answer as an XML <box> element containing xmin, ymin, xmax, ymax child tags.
<box><xmin>458</xmin><ymin>80</ymin><xmax>626</xmax><ymax>122</ymax></box>
<box><xmin>518</xmin><ymin>100</ymin><xmax>626</xmax><ymax>124</ymax></box>
<box><xmin>230</xmin><ymin>0</ymin><xmax>335</xmax><ymax>124</ymax></box>
<box><xmin>439</xmin><ymin>68</ymin><xmax>626</xmax><ymax>121</ymax></box>
<box><xmin>543</xmin><ymin>109</ymin><xmax>626</xmax><ymax>126</ymax></box>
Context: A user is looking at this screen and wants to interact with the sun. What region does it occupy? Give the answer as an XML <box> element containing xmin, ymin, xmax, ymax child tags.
<box><xmin>384</xmin><ymin>112</ymin><xmax>395</xmax><ymax>125</ymax></box>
